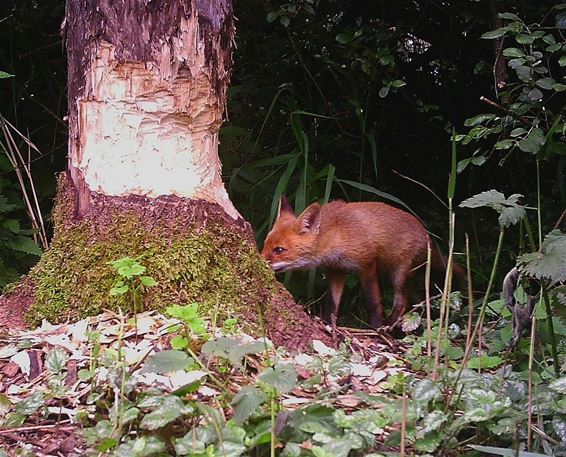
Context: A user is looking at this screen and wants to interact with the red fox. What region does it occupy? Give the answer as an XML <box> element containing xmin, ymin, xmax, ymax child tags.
<box><xmin>261</xmin><ymin>196</ymin><xmax>466</xmax><ymax>329</ymax></box>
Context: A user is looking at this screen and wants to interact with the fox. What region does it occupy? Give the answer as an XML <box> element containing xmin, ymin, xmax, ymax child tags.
<box><xmin>261</xmin><ymin>196</ymin><xmax>466</xmax><ymax>329</ymax></box>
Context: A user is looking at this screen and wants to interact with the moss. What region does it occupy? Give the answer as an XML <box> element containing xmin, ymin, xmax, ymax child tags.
<box><xmin>26</xmin><ymin>209</ymin><xmax>278</xmax><ymax>330</ymax></box>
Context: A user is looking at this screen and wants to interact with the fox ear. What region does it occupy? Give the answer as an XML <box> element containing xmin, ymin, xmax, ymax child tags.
<box><xmin>298</xmin><ymin>203</ymin><xmax>321</xmax><ymax>234</ymax></box>
<box><xmin>277</xmin><ymin>195</ymin><xmax>295</xmax><ymax>219</ymax></box>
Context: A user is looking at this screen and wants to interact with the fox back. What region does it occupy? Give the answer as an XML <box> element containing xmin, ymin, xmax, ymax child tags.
<box><xmin>262</xmin><ymin>198</ymin><xmax>431</xmax><ymax>275</ymax></box>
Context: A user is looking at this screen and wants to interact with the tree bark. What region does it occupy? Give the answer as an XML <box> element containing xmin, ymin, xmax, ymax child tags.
<box><xmin>0</xmin><ymin>0</ymin><xmax>330</xmax><ymax>350</ymax></box>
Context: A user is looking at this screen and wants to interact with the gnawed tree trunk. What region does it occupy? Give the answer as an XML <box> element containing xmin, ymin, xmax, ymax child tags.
<box><xmin>0</xmin><ymin>0</ymin><xmax>329</xmax><ymax>350</ymax></box>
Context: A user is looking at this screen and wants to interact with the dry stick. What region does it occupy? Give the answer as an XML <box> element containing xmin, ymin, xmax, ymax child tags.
<box><xmin>527</xmin><ymin>307</ymin><xmax>537</xmax><ymax>450</ymax></box>
<box><xmin>479</xmin><ymin>96</ymin><xmax>531</xmax><ymax>128</ymax></box>
<box><xmin>443</xmin><ymin>213</ymin><xmax>456</xmax><ymax>371</ymax></box>
<box><xmin>0</xmin><ymin>120</ymin><xmax>48</xmax><ymax>249</ymax></box>
<box><xmin>425</xmin><ymin>242</ymin><xmax>433</xmax><ymax>358</ymax></box>
<box><xmin>0</xmin><ymin>422</ymin><xmax>73</xmax><ymax>434</ymax></box>
<box><xmin>400</xmin><ymin>388</ymin><xmax>407</xmax><ymax>457</ymax></box>
<box><xmin>465</xmin><ymin>234</ymin><xmax>474</xmax><ymax>349</ymax></box>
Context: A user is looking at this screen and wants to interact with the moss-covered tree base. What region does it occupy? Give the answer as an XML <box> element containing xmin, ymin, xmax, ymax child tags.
<box><xmin>1</xmin><ymin>175</ymin><xmax>330</xmax><ymax>350</ymax></box>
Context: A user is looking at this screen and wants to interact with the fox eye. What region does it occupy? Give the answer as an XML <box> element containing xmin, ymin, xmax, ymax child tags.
<box><xmin>273</xmin><ymin>246</ymin><xmax>286</xmax><ymax>255</ymax></box>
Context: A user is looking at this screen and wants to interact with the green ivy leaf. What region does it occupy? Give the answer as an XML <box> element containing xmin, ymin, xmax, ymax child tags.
<box><xmin>559</xmin><ymin>55</ymin><xmax>566</xmax><ymax>67</ymax></box>
<box><xmin>494</xmin><ymin>139</ymin><xmax>514</xmax><ymax>150</ymax></box>
<box><xmin>0</xmin><ymin>71</ymin><xmax>14</xmax><ymax>79</ymax></box>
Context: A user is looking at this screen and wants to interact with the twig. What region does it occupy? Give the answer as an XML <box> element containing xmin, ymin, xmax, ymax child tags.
<box><xmin>479</xmin><ymin>96</ymin><xmax>531</xmax><ymax>127</ymax></box>
<box><xmin>392</xmin><ymin>169</ymin><xmax>448</xmax><ymax>209</ymax></box>
<box><xmin>0</xmin><ymin>422</ymin><xmax>73</xmax><ymax>435</ymax></box>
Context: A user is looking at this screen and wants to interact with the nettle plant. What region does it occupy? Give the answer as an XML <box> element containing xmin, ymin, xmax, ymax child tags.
<box><xmin>458</xmin><ymin>8</ymin><xmax>566</xmax><ymax>170</ymax></box>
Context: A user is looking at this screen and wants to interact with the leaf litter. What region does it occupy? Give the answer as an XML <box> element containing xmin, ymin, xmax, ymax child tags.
<box><xmin>0</xmin><ymin>310</ymin><xmax>408</xmax><ymax>455</ymax></box>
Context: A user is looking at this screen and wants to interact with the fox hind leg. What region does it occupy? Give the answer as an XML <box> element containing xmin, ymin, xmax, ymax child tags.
<box><xmin>359</xmin><ymin>261</ymin><xmax>384</xmax><ymax>329</ymax></box>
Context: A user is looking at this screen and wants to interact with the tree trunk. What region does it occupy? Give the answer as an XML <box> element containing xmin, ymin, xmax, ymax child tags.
<box><xmin>0</xmin><ymin>0</ymin><xmax>329</xmax><ymax>350</ymax></box>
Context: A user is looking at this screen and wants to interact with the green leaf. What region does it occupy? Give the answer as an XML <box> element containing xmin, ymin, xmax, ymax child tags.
<box><xmin>510</xmin><ymin>127</ymin><xmax>526</xmax><ymax>137</ymax></box>
<box><xmin>515</xmin><ymin>65</ymin><xmax>532</xmax><ymax>82</ymax></box>
<box><xmin>280</xmin><ymin>15</ymin><xmax>290</xmax><ymax>27</ymax></box>
<box><xmin>108</xmin><ymin>257</ymin><xmax>146</xmax><ymax>279</ymax></box>
<box><xmin>535</xmin><ymin>77</ymin><xmax>556</xmax><ymax>90</ymax></box>
<box><xmin>202</xmin><ymin>337</ymin><xmax>265</xmax><ymax>370</ymax></box>
<box><xmin>8</xmin><ymin>236</ymin><xmax>42</xmax><ymax>256</ymax></box>
<box><xmin>559</xmin><ymin>55</ymin><xmax>566</xmax><ymax>67</ymax></box>
<box><xmin>422</xmin><ymin>410</ymin><xmax>447</xmax><ymax>433</ymax></box>
<box><xmin>515</xmin><ymin>33</ymin><xmax>535</xmax><ymax>44</ymax></box>
<box><xmin>266</xmin><ymin>12</ymin><xmax>278</xmax><ymax>23</ymax></box>
<box><xmin>502</xmin><ymin>47</ymin><xmax>524</xmax><ymax>58</ymax></box>
<box><xmin>518</xmin><ymin>128</ymin><xmax>546</xmax><ymax>153</ymax></box>
<box><xmin>390</xmin><ymin>79</ymin><xmax>406</xmax><ymax>88</ymax></box>
<box><xmin>335</xmin><ymin>32</ymin><xmax>354</xmax><ymax>44</ymax></box>
<box><xmin>378</xmin><ymin>86</ymin><xmax>389</xmax><ymax>98</ymax></box>
<box><xmin>497</xmin><ymin>12</ymin><xmax>520</xmax><ymax>21</ymax></box>
<box><xmin>414</xmin><ymin>433</ymin><xmax>441</xmax><ymax>452</ymax></box>
<box><xmin>0</xmin><ymin>72</ymin><xmax>14</xmax><ymax>79</ymax></box>
<box><xmin>110</xmin><ymin>281</ymin><xmax>128</xmax><ymax>296</ymax></box>
<box><xmin>139</xmin><ymin>275</ymin><xmax>157</xmax><ymax>287</ymax></box>
<box><xmin>467</xmin><ymin>355</ymin><xmax>504</xmax><ymax>369</ymax></box>
<box><xmin>494</xmin><ymin>139</ymin><xmax>514</xmax><ymax>150</ymax></box>
<box><xmin>517</xmin><ymin>230</ymin><xmax>566</xmax><ymax>283</ymax></box>
<box><xmin>170</xmin><ymin>335</ymin><xmax>189</xmax><ymax>350</ymax></box>
<box><xmin>412</xmin><ymin>379</ymin><xmax>441</xmax><ymax>405</ymax></box>
<box><xmin>547</xmin><ymin>43</ymin><xmax>562</xmax><ymax>53</ymax></box>
<box><xmin>16</xmin><ymin>391</ymin><xmax>44</xmax><ymax>415</ymax></box>
<box><xmin>113</xmin><ymin>436</ymin><xmax>166</xmax><ymax>456</ymax></box>
<box><xmin>45</xmin><ymin>348</ymin><xmax>68</xmax><ymax>373</ymax></box>
<box><xmin>460</xmin><ymin>190</ymin><xmax>526</xmax><ymax>228</ymax></box>
<box><xmin>2</xmin><ymin>219</ymin><xmax>20</xmax><ymax>233</ymax></box>
<box><xmin>232</xmin><ymin>386</ymin><xmax>268</xmax><ymax>425</ymax></box>
<box><xmin>527</xmin><ymin>88</ymin><xmax>543</xmax><ymax>101</ymax></box>
<box><xmin>259</xmin><ymin>363</ymin><xmax>297</xmax><ymax>393</ymax></box>
<box><xmin>141</xmin><ymin>350</ymin><xmax>194</xmax><ymax>373</ymax></box>
<box><xmin>481</xmin><ymin>28</ymin><xmax>510</xmax><ymax>39</ymax></box>
<box><xmin>165</xmin><ymin>303</ymin><xmax>206</xmax><ymax>335</ymax></box>
<box><xmin>139</xmin><ymin>395</ymin><xmax>193</xmax><ymax>430</ymax></box>
<box><xmin>553</xmin><ymin>83</ymin><xmax>566</xmax><ymax>92</ymax></box>
<box><xmin>2</xmin><ymin>412</ymin><xmax>26</xmax><ymax>428</ymax></box>
<box><xmin>550</xmin><ymin>376</ymin><xmax>566</xmax><ymax>394</ymax></box>
<box><xmin>464</xmin><ymin>113</ymin><xmax>496</xmax><ymax>127</ymax></box>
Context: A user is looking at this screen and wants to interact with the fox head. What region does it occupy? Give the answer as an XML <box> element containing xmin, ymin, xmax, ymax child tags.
<box><xmin>261</xmin><ymin>196</ymin><xmax>322</xmax><ymax>273</ymax></box>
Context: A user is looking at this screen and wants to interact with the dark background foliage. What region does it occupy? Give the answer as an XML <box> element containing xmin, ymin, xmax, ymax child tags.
<box><xmin>0</xmin><ymin>0</ymin><xmax>564</xmax><ymax>307</ymax></box>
